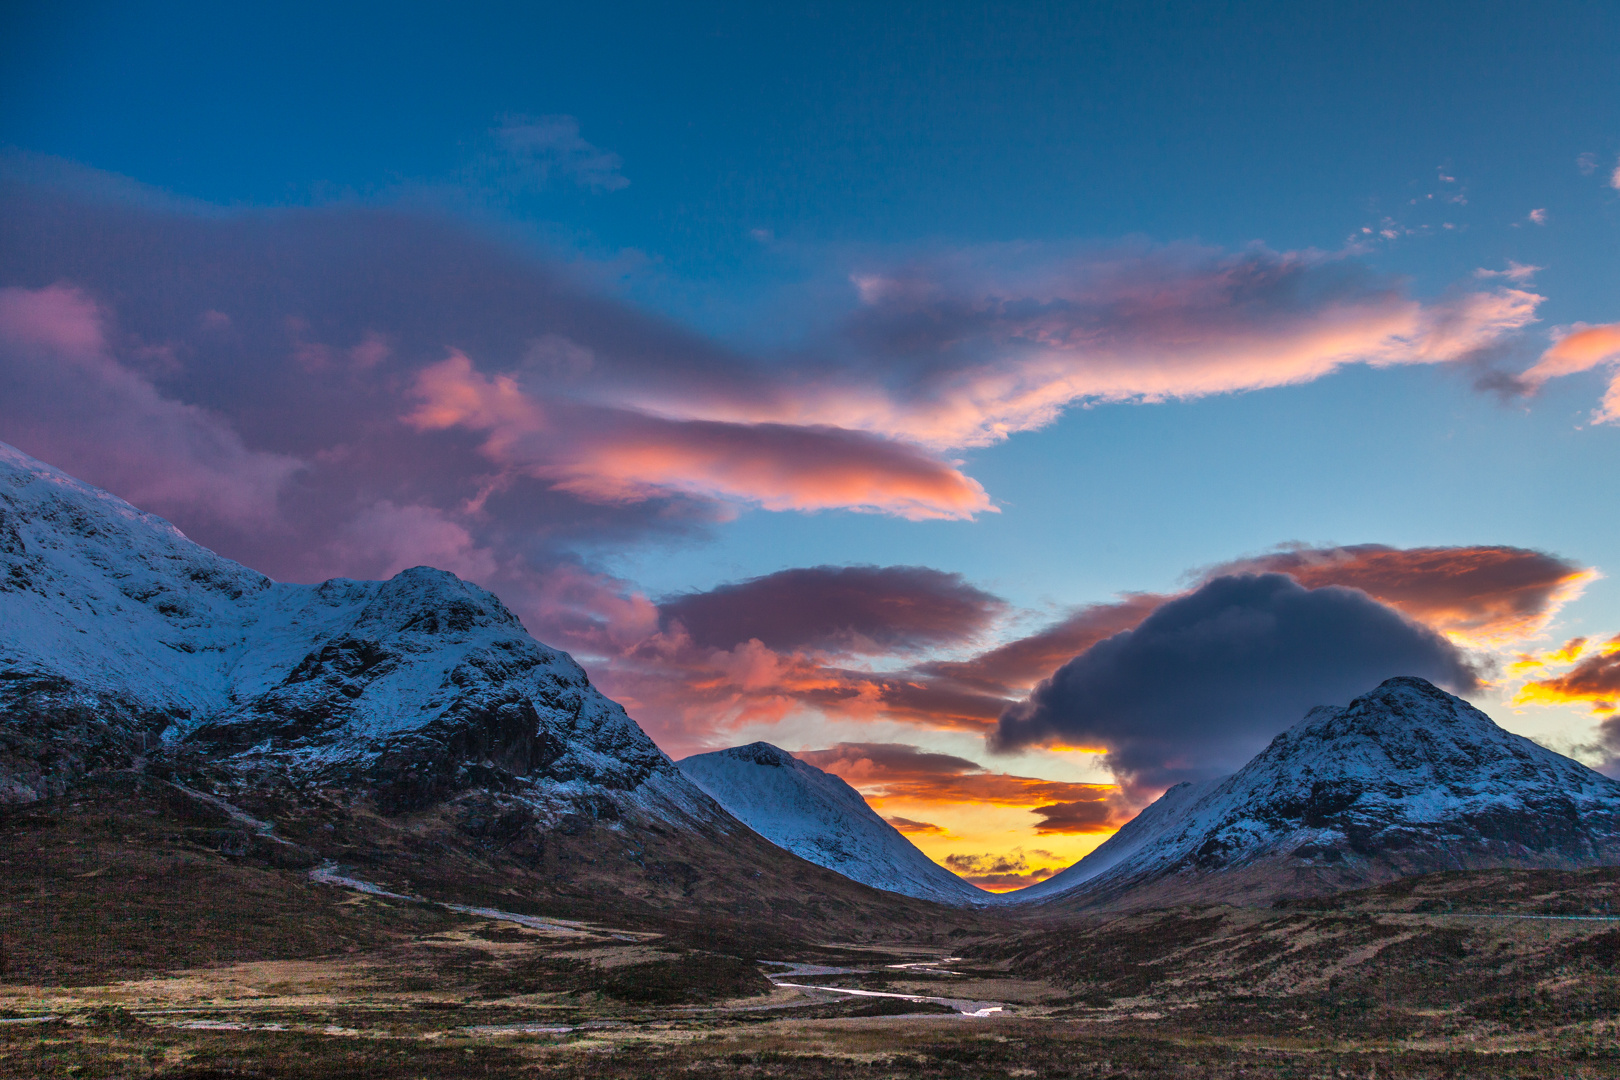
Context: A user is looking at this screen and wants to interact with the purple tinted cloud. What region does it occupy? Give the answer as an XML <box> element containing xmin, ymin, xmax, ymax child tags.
<box><xmin>658</xmin><ymin>565</ymin><xmax>1005</xmax><ymax>653</ymax></box>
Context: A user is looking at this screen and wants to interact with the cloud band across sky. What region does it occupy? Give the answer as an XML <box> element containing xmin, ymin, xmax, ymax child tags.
<box><xmin>0</xmin><ymin>157</ymin><xmax>1609</xmax><ymax>803</ymax></box>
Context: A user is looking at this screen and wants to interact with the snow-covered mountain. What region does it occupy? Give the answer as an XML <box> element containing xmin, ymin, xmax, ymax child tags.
<box><xmin>0</xmin><ymin>441</ymin><xmax>709</xmax><ymax>824</ymax></box>
<box><xmin>1021</xmin><ymin>677</ymin><xmax>1620</xmax><ymax>909</ymax></box>
<box><xmin>677</xmin><ymin>742</ymin><xmax>993</xmax><ymax>905</ymax></box>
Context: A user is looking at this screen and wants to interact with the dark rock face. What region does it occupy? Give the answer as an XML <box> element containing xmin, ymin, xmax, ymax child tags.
<box><xmin>1034</xmin><ymin>677</ymin><xmax>1620</xmax><ymax>910</ymax></box>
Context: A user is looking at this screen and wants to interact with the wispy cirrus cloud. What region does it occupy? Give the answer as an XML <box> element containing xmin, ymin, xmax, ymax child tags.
<box><xmin>470</xmin><ymin>114</ymin><xmax>630</xmax><ymax>193</ymax></box>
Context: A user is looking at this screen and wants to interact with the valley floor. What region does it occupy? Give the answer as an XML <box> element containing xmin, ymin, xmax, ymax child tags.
<box><xmin>6</xmin><ymin>787</ymin><xmax>1620</xmax><ymax>1077</ymax></box>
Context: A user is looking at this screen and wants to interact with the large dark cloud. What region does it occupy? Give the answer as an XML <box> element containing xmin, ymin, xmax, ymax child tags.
<box><xmin>658</xmin><ymin>565</ymin><xmax>1004</xmax><ymax>653</ymax></box>
<box><xmin>991</xmin><ymin>574</ymin><xmax>1480</xmax><ymax>795</ymax></box>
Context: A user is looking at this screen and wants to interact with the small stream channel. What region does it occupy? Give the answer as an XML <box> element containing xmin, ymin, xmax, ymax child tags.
<box><xmin>761</xmin><ymin>960</ymin><xmax>1008</xmax><ymax>1017</ymax></box>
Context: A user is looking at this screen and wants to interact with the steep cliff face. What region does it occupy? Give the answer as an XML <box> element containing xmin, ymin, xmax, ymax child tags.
<box><xmin>1026</xmin><ymin>677</ymin><xmax>1620</xmax><ymax>910</ymax></box>
<box><xmin>678</xmin><ymin>742</ymin><xmax>992</xmax><ymax>905</ymax></box>
<box><xmin>0</xmin><ymin>441</ymin><xmax>702</xmax><ymax>824</ymax></box>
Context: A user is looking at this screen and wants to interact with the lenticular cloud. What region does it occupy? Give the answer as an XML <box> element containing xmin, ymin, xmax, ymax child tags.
<box><xmin>991</xmin><ymin>574</ymin><xmax>1481</xmax><ymax>796</ymax></box>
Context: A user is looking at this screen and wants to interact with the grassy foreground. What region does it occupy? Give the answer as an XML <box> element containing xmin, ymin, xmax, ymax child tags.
<box><xmin>5</xmin><ymin>780</ymin><xmax>1620</xmax><ymax>1077</ymax></box>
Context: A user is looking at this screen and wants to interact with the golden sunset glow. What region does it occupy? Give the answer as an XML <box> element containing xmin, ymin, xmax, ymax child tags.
<box><xmin>1513</xmin><ymin>635</ymin><xmax>1620</xmax><ymax>715</ymax></box>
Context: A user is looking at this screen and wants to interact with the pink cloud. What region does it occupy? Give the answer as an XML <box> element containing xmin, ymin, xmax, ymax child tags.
<box><xmin>0</xmin><ymin>284</ymin><xmax>299</xmax><ymax>531</ymax></box>
<box><xmin>406</xmin><ymin>350</ymin><xmax>994</xmax><ymax>520</ymax></box>
<box><xmin>328</xmin><ymin>500</ymin><xmax>499</xmax><ymax>582</ymax></box>
<box><xmin>0</xmin><ymin>169</ymin><xmax>1595</xmax><ymax>762</ymax></box>
<box><xmin>599</xmin><ymin>246</ymin><xmax>1544</xmax><ymax>451</ymax></box>
<box><xmin>1519</xmin><ymin>322</ymin><xmax>1620</xmax><ymax>423</ymax></box>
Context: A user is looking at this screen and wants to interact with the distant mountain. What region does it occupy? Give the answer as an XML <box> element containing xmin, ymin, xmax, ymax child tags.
<box><xmin>1021</xmin><ymin>677</ymin><xmax>1620</xmax><ymax>910</ymax></box>
<box><xmin>0</xmin><ymin>442</ymin><xmax>980</xmax><ymax>936</ymax></box>
<box><xmin>678</xmin><ymin>742</ymin><xmax>992</xmax><ymax>905</ymax></box>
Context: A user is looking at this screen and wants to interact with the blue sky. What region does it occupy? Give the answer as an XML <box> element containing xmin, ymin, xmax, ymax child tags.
<box><xmin>3</xmin><ymin>1</ymin><xmax>1618</xmax><ymax>887</ymax></box>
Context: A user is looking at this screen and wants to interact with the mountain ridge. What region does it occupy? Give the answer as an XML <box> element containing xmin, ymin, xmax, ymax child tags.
<box><xmin>1025</xmin><ymin>676</ymin><xmax>1620</xmax><ymax>910</ymax></box>
<box><xmin>0</xmin><ymin>441</ymin><xmax>986</xmax><ymax>939</ymax></box>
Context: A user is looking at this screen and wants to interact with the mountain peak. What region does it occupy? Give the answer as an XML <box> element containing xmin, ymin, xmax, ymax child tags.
<box><xmin>0</xmin><ymin>441</ymin><xmax>697</xmax><ymax>823</ymax></box>
<box><xmin>679</xmin><ymin>743</ymin><xmax>992</xmax><ymax>905</ymax></box>
<box><xmin>712</xmin><ymin>741</ymin><xmax>799</xmax><ymax>768</ymax></box>
<box><xmin>1022</xmin><ymin>676</ymin><xmax>1620</xmax><ymax>910</ymax></box>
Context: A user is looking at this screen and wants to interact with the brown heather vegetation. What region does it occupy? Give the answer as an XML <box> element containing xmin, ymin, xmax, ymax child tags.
<box><xmin>5</xmin><ymin>778</ymin><xmax>1620</xmax><ymax>1077</ymax></box>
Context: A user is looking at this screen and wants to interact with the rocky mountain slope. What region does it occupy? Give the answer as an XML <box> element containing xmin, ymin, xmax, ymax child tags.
<box><xmin>0</xmin><ymin>442</ymin><xmax>983</xmax><ymax>935</ymax></box>
<box><xmin>0</xmin><ymin>441</ymin><xmax>698</xmax><ymax>821</ymax></box>
<box><xmin>1025</xmin><ymin>676</ymin><xmax>1620</xmax><ymax>910</ymax></box>
<box><xmin>678</xmin><ymin>742</ymin><xmax>991</xmax><ymax>905</ymax></box>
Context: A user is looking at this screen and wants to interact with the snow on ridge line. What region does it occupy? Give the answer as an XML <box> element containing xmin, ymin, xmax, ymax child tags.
<box><xmin>1016</xmin><ymin>676</ymin><xmax>1620</xmax><ymax>905</ymax></box>
<box><xmin>0</xmin><ymin>441</ymin><xmax>709</xmax><ymax>822</ymax></box>
<box><xmin>678</xmin><ymin>742</ymin><xmax>999</xmax><ymax>906</ymax></box>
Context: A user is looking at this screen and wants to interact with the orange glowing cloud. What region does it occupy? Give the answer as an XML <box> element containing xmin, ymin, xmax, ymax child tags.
<box><xmin>796</xmin><ymin>742</ymin><xmax>1122</xmax><ymax>819</ymax></box>
<box><xmin>1508</xmin><ymin>636</ymin><xmax>1592</xmax><ymax>676</ymax></box>
<box><xmin>1207</xmin><ymin>545</ymin><xmax>1596</xmax><ymax>646</ymax></box>
<box><xmin>1519</xmin><ymin>322</ymin><xmax>1620</xmax><ymax>424</ymax></box>
<box><xmin>405</xmin><ymin>350</ymin><xmax>993</xmax><ymax>520</ymax></box>
<box><xmin>545</xmin><ymin>419</ymin><xmax>993</xmax><ymax>520</ymax></box>
<box><xmin>885</xmin><ymin>816</ymin><xmax>950</xmax><ymax>836</ymax></box>
<box><xmin>1514</xmin><ymin>635</ymin><xmax>1620</xmax><ymax>715</ymax></box>
<box><xmin>942</xmin><ymin>850</ymin><xmax>1061</xmax><ymax>889</ymax></box>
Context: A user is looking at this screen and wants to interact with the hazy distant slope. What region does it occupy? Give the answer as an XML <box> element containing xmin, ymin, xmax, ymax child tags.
<box><xmin>678</xmin><ymin>742</ymin><xmax>993</xmax><ymax>905</ymax></box>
